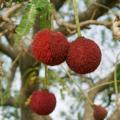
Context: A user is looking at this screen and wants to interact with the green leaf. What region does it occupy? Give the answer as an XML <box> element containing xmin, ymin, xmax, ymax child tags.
<box><xmin>32</xmin><ymin>0</ymin><xmax>49</xmax><ymax>11</ymax></box>
<box><xmin>32</xmin><ymin>0</ymin><xmax>53</xmax><ymax>29</ymax></box>
<box><xmin>39</xmin><ymin>4</ymin><xmax>53</xmax><ymax>29</ymax></box>
<box><xmin>39</xmin><ymin>12</ymin><xmax>51</xmax><ymax>29</ymax></box>
<box><xmin>15</xmin><ymin>4</ymin><xmax>37</xmax><ymax>44</ymax></box>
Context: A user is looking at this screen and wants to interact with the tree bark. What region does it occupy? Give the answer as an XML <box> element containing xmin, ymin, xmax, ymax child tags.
<box><xmin>21</xmin><ymin>106</ymin><xmax>51</xmax><ymax>120</ymax></box>
<box><xmin>57</xmin><ymin>0</ymin><xmax>119</xmax><ymax>36</ymax></box>
<box><xmin>108</xmin><ymin>107</ymin><xmax>120</xmax><ymax>120</ymax></box>
<box><xmin>19</xmin><ymin>52</ymin><xmax>51</xmax><ymax>120</ymax></box>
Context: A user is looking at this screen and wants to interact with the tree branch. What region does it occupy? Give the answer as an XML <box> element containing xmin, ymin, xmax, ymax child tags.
<box><xmin>54</xmin><ymin>10</ymin><xmax>112</xmax><ymax>35</ymax></box>
<box><xmin>56</xmin><ymin>0</ymin><xmax>119</xmax><ymax>36</ymax></box>
<box><xmin>82</xmin><ymin>71</ymin><xmax>114</xmax><ymax>120</ymax></box>
<box><xmin>21</xmin><ymin>106</ymin><xmax>51</xmax><ymax>120</ymax></box>
<box><xmin>0</xmin><ymin>42</ymin><xmax>17</xmax><ymax>59</ymax></box>
<box><xmin>50</xmin><ymin>0</ymin><xmax>66</xmax><ymax>10</ymax></box>
<box><xmin>79</xmin><ymin>0</ymin><xmax>118</xmax><ymax>21</ymax></box>
<box><xmin>108</xmin><ymin>108</ymin><xmax>120</xmax><ymax>120</ymax></box>
<box><xmin>2</xmin><ymin>3</ymin><xmax>22</xmax><ymax>22</ymax></box>
<box><xmin>7</xmin><ymin>60</ymin><xmax>18</xmax><ymax>90</ymax></box>
<box><xmin>0</xmin><ymin>97</ymin><xmax>19</xmax><ymax>107</ymax></box>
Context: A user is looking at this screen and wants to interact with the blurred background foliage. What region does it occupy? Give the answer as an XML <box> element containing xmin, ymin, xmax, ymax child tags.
<box><xmin>0</xmin><ymin>0</ymin><xmax>120</xmax><ymax>120</ymax></box>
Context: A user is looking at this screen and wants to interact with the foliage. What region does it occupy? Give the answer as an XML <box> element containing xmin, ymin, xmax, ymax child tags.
<box><xmin>32</xmin><ymin>0</ymin><xmax>49</xmax><ymax>11</ymax></box>
<box><xmin>1</xmin><ymin>0</ymin><xmax>120</xmax><ymax>120</ymax></box>
<box><xmin>39</xmin><ymin>4</ymin><xmax>53</xmax><ymax>29</ymax></box>
<box><xmin>15</xmin><ymin>4</ymin><xmax>37</xmax><ymax>44</ymax></box>
<box><xmin>32</xmin><ymin>0</ymin><xmax>53</xmax><ymax>29</ymax></box>
<box><xmin>15</xmin><ymin>0</ymin><xmax>53</xmax><ymax>44</ymax></box>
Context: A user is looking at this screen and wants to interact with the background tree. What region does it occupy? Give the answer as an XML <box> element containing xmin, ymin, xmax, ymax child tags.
<box><xmin>0</xmin><ymin>0</ymin><xmax>120</xmax><ymax>120</ymax></box>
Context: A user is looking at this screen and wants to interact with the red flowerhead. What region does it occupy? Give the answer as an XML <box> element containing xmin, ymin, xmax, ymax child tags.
<box><xmin>66</xmin><ymin>37</ymin><xmax>101</xmax><ymax>74</ymax></box>
<box><xmin>31</xmin><ymin>29</ymin><xmax>70</xmax><ymax>65</ymax></box>
<box><xmin>30</xmin><ymin>90</ymin><xmax>56</xmax><ymax>115</ymax></box>
<box><xmin>93</xmin><ymin>104</ymin><xmax>108</xmax><ymax>120</ymax></box>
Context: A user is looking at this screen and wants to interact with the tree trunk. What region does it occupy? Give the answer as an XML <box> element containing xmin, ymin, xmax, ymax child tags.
<box><xmin>108</xmin><ymin>107</ymin><xmax>120</xmax><ymax>120</ymax></box>
<box><xmin>21</xmin><ymin>106</ymin><xmax>51</xmax><ymax>120</ymax></box>
<box><xmin>19</xmin><ymin>52</ymin><xmax>52</xmax><ymax>120</ymax></box>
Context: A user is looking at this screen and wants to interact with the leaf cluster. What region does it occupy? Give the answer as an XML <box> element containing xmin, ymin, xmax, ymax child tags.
<box><xmin>15</xmin><ymin>0</ymin><xmax>53</xmax><ymax>44</ymax></box>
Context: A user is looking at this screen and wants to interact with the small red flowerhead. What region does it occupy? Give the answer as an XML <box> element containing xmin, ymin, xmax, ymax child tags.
<box><xmin>93</xmin><ymin>104</ymin><xmax>108</xmax><ymax>120</ymax></box>
<box><xmin>30</xmin><ymin>90</ymin><xmax>56</xmax><ymax>115</ymax></box>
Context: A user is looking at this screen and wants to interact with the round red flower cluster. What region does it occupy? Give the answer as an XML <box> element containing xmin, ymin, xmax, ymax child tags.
<box><xmin>30</xmin><ymin>90</ymin><xmax>56</xmax><ymax>115</ymax></box>
<box><xmin>31</xmin><ymin>29</ymin><xmax>101</xmax><ymax>74</ymax></box>
<box><xmin>29</xmin><ymin>29</ymin><xmax>105</xmax><ymax>118</ymax></box>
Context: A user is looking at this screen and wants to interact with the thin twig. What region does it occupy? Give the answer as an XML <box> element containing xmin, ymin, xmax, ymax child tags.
<box><xmin>90</xmin><ymin>9</ymin><xmax>97</xmax><ymax>20</ymax></box>
<box><xmin>88</xmin><ymin>80</ymin><xmax>120</xmax><ymax>93</ymax></box>
<box><xmin>0</xmin><ymin>29</ymin><xmax>8</xmax><ymax>37</ymax></box>
<box><xmin>6</xmin><ymin>52</ymin><xmax>21</xmax><ymax>90</ymax></box>
<box><xmin>0</xmin><ymin>60</ymin><xmax>3</xmax><ymax>77</ymax></box>
<box><xmin>114</xmin><ymin>53</ymin><xmax>120</xmax><ymax>106</ymax></box>
<box><xmin>94</xmin><ymin>2</ymin><xmax>110</xmax><ymax>10</ymax></box>
<box><xmin>93</xmin><ymin>2</ymin><xmax>117</xmax><ymax>16</ymax></box>
<box><xmin>54</xmin><ymin>11</ymin><xmax>112</xmax><ymax>31</ymax></box>
<box><xmin>0</xmin><ymin>60</ymin><xmax>5</xmax><ymax>119</ymax></box>
<box><xmin>72</xmin><ymin>0</ymin><xmax>81</xmax><ymax>36</ymax></box>
<box><xmin>2</xmin><ymin>3</ymin><xmax>22</xmax><ymax>22</ymax></box>
<box><xmin>61</xmin><ymin>64</ymin><xmax>93</xmax><ymax>105</ymax></box>
<box><xmin>44</xmin><ymin>64</ymin><xmax>48</xmax><ymax>89</ymax></box>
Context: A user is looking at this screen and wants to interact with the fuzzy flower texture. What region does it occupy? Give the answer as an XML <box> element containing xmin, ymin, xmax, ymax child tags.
<box><xmin>31</xmin><ymin>29</ymin><xmax>69</xmax><ymax>66</ymax></box>
<box><xmin>30</xmin><ymin>90</ymin><xmax>56</xmax><ymax>115</ymax></box>
<box><xmin>66</xmin><ymin>37</ymin><xmax>101</xmax><ymax>74</ymax></box>
<box><xmin>93</xmin><ymin>105</ymin><xmax>108</xmax><ymax>120</ymax></box>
